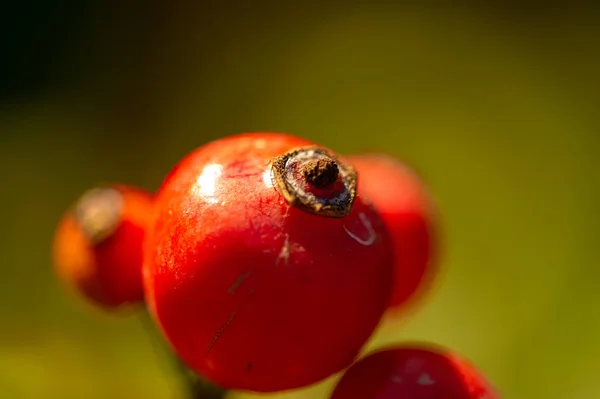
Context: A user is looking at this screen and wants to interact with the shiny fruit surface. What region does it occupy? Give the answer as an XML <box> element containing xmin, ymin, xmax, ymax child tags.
<box><xmin>330</xmin><ymin>344</ymin><xmax>500</xmax><ymax>399</ymax></box>
<box><xmin>144</xmin><ymin>132</ymin><xmax>395</xmax><ymax>392</ymax></box>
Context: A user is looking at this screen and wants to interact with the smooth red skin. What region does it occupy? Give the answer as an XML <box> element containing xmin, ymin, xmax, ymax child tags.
<box><xmin>53</xmin><ymin>185</ymin><xmax>153</xmax><ymax>309</ymax></box>
<box><xmin>143</xmin><ymin>132</ymin><xmax>395</xmax><ymax>392</ymax></box>
<box><xmin>349</xmin><ymin>154</ymin><xmax>438</xmax><ymax>311</ymax></box>
<box><xmin>330</xmin><ymin>345</ymin><xmax>500</xmax><ymax>399</ymax></box>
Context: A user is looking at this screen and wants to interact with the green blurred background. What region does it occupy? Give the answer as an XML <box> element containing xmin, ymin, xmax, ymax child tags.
<box><xmin>1</xmin><ymin>2</ymin><xmax>598</xmax><ymax>398</ymax></box>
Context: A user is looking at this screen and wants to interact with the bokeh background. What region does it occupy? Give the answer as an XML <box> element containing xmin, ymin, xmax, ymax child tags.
<box><xmin>1</xmin><ymin>2</ymin><xmax>598</xmax><ymax>398</ymax></box>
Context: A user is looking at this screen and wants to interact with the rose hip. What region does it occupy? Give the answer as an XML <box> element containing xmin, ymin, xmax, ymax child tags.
<box><xmin>52</xmin><ymin>184</ymin><xmax>153</xmax><ymax>309</ymax></box>
<box><xmin>349</xmin><ymin>154</ymin><xmax>438</xmax><ymax>311</ymax></box>
<box><xmin>329</xmin><ymin>344</ymin><xmax>500</xmax><ymax>399</ymax></box>
<box><xmin>143</xmin><ymin>132</ymin><xmax>395</xmax><ymax>392</ymax></box>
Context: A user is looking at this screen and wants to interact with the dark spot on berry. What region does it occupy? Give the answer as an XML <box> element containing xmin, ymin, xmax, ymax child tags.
<box><xmin>301</xmin><ymin>158</ymin><xmax>339</xmax><ymax>188</ymax></box>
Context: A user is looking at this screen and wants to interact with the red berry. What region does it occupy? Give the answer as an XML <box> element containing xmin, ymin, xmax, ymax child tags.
<box><xmin>52</xmin><ymin>184</ymin><xmax>153</xmax><ymax>309</ymax></box>
<box><xmin>329</xmin><ymin>344</ymin><xmax>500</xmax><ymax>399</ymax></box>
<box><xmin>349</xmin><ymin>154</ymin><xmax>438</xmax><ymax>311</ymax></box>
<box><xmin>143</xmin><ymin>132</ymin><xmax>395</xmax><ymax>392</ymax></box>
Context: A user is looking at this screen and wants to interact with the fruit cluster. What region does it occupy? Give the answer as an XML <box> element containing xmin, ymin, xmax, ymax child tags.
<box><xmin>52</xmin><ymin>132</ymin><xmax>500</xmax><ymax>398</ymax></box>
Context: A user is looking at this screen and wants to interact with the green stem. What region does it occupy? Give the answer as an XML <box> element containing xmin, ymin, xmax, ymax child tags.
<box><xmin>139</xmin><ymin>308</ymin><xmax>229</xmax><ymax>399</ymax></box>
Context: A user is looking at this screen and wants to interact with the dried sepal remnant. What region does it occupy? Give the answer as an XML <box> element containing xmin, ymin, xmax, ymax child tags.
<box><xmin>271</xmin><ymin>146</ymin><xmax>357</xmax><ymax>218</ymax></box>
<box><xmin>302</xmin><ymin>157</ymin><xmax>339</xmax><ymax>187</ymax></box>
<box><xmin>74</xmin><ymin>187</ymin><xmax>124</xmax><ymax>245</ymax></box>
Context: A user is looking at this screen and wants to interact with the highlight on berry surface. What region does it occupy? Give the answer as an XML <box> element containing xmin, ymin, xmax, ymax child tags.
<box><xmin>329</xmin><ymin>343</ymin><xmax>500</xmax><ymax>399</ymax></box>
<box><xmin>52</xmin><ymin>184</ymin><xmax>153</xmax><ymax>310</ymax></box>
<box><xmin>349</xmin><ymin>153</ymin><xmax>440</xmax><ymax>312</ymax></box>
<box><xmin>143</xmin><ymin>132</ymin><xmax>396</xmax><ymax>392</ymax></box>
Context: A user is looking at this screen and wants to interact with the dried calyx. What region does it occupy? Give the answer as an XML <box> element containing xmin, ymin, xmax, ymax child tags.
<box><xmin>74</xmin><ymin>187</ymin><xmax>124</xmax><ymax>244</ymax></box>
<box><xmin>302</xmin><ymin>158</ymin><xmax>339</xmax><ymax>188</ymax></box>
<box><xmin>271</xmin><ymin>146</ymin><xmax>357</xmax><ymax>218</ymax></box>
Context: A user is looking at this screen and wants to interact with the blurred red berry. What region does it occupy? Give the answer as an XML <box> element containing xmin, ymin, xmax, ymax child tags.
<box><xmin>330</xmin><ymin>344</ymin><xmax>500</xmax><ymax>399</ymax></box>
<box><xmin>143</xmin><ymin>132</ymin><xmax>395</xmax><ymax>392</ymax></box>
<box><xmin>349</xmin><ymin>154</ymin><xmax>439</xmax><ymax>311</ymax></box>
<box><xmin>52</xmin><ymin>184</ymin><xmax>153</xmax><ymax>309</ymax></box>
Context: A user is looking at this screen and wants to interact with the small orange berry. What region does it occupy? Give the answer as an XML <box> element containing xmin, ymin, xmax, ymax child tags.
<box><xmin>52</xmin><ymin>184</ymin><xmax>153</xmax><ymax>310</ymax></box>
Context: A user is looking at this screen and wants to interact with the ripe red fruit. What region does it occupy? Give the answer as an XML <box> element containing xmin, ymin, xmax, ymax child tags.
<box><xmin>329</xmin><ymin>344</ymin><xmax>500</xmax><ymax>399</ymax></box>
<box><xmin>349</xmin><ymin>154</ymin><xmax>438</xmax><ymax>311</ymax></box>
<box><xmin>143</xmin><ymin>132</ymin><xmax>395</xmax><ymax>392</ymax></box>
<box><xmin>52</xmin><ymin>184</ymin><xmax>153</xmax><ymax>309</ymax></box>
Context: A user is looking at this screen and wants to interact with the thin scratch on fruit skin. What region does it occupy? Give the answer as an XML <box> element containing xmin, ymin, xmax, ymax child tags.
<box><xmin>343</xmin><ymin>212</ymin><xmax>377</xmax><ymax>246</ymax></box>
<box><xmin>228</xmin><ymin>271</ymin><xmax>252</xmax><ymax>295</ymax></box>
<box><xmin>205</xmin><ymin>308</ymin><xmax>240</xmax><ymax>355</ymax></box>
